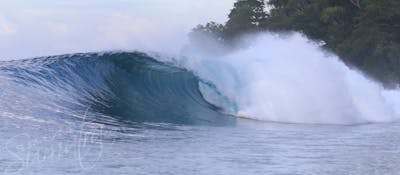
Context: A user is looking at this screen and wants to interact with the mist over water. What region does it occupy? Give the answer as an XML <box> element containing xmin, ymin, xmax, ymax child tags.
<box><xmin>179</xmin><ymin>33</ymin><xmax>400</xmax><ymax>124</ymax></box>
<box><xmin>1</xmin><ymin>0</ymin><xmax>399</xmax><ymax>125</ymax></box>
<box><xmin>2</xmin><ymin>2</ymin><xmax>400</xmax><ymax>174</ymax></box>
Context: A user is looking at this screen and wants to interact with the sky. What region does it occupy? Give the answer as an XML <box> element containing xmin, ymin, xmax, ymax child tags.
<box><xmin>0</xmin><ymin>0</ymin><xmax>234</xmax><ymax>59</ymax></box>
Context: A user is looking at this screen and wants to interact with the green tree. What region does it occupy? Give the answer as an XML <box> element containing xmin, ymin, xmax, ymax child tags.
<box><xmin>190</xmin><ymin>22</ymin><xmax>225</xmax><ymax>42</ymax></box>
<box><xmin>224</xmin><ymin>0</ymin><xmax>268</xmax><ymax>39</ymax></box>
<box><xmin>266</xmin><ymin>0</ymin><xmax>400</xmax><ymax>85</ymax></box>
<box><xmin>192</xmin><ymin>0</ymin><xmax>400</xmax><ymax>85</ymax></box>
<box><xmin>189</xmin><ymin>0</ymin><xmax>267</xmax><ymax>45</ymax></box>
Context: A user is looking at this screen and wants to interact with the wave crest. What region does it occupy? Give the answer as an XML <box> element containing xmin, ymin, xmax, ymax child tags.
<box><xmin>180</xmin><ymin>33</ymin><xmax>400</xmax><ymax>124</ymax></box>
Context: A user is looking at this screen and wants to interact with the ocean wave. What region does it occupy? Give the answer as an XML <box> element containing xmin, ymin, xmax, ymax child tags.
<box><xmin>0</xmin><ymin>52</ymin><xmax>235</xmax><ymax>125</ymax></box>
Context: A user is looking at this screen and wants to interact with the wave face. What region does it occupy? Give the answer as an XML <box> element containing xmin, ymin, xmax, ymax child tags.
<box><xmin>0</xmin><ymin>52</ymin><xmax>235</xmax><ymax>125</ymax></box>
<box><xmin>181</xmin><ymin>33</ymin><xmax>400</xmax><ymax>124</ymax></box>
<box><xmin>1</xmin><ymin>33</ymin><xmax>399</xmax><ymax>125</ymax></box>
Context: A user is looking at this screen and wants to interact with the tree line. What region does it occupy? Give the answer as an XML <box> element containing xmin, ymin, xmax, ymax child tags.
<box><xmin>191</xmin><ymin>0</ymin><xmax>400</xmax><ymax>86</ymax></box>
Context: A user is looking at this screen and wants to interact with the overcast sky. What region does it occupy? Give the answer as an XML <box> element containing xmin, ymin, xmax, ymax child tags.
<box><xmin>0</xmin><ymin>0</ymin><xmax>234</xmax><ymax>59</ymax></box>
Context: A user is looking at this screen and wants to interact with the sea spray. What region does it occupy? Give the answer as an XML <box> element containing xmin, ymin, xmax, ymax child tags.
<box><xmin>180</xmin><ymin>33</ymin><xmax>400</xmax><ymax>124</ymax></box>
<box><xmin>1</xmin><ymin>33</ymin><xmax>399</xmax><ymax>125</ymax></box>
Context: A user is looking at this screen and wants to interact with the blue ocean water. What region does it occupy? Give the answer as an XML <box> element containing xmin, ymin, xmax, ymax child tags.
<box><xmin>1</xmin><ymin>52</ymin><xmax>400</xmax><ymax>174</ymax></box>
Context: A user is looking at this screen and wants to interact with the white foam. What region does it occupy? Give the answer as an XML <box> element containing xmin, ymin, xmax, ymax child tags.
<box><xmin>180</xmin><ymin>33</ymin><xmax>400</xmax><ymax>124</ymax></box>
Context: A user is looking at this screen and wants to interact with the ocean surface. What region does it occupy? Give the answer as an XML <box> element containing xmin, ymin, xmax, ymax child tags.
<box><xmin>1</xmin><ymin>34</ymin><xmax>400</xmax><ymax>174</ymax></box>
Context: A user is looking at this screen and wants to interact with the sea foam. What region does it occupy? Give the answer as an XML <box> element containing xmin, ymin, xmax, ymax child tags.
<box><xmin>180</xmin><ymin>33</ymin><xmax>400</xmax><ymax>124</ymax></box>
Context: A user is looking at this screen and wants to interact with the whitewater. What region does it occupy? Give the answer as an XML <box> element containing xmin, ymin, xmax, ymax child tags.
<box><xmin>1</xmin><ymin>32</ymin><xmax>400</xmax><ymax>175</ymax></box>
<box><xmin>0</xmin><ymin>33</ymin><xmax>399</xmax><ymax>125</ymax></box>
<box><xmin>179</xmin><ymin>33</ymin><xmax>400</xmax><ymax>124</ymax></box>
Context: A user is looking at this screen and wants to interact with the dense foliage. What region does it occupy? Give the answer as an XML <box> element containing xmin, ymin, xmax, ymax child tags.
<box><xmin>191</xmin><ymin>0</ymin><xmax>267</xmax><ymax>42</ymax></box>
<box><xmin>192</xmin><ymin>0</ymin><xmax>400</xmax><ymax>86</ymax></box>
